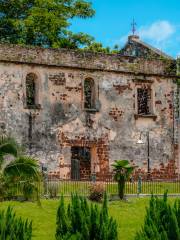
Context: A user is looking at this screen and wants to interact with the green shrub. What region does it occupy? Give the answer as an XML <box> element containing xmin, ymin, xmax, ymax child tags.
<box><xmin>48</xmin><ymin>182</ymin><xmax>59</xmax><ymax>198</ymax></box>
<box><xmin>135</xmin><ymin>193</ymin><xmax>180</xmax><ymax>240</ymax></box>
<box><xmin>89</xmin><ymin>182</ymin><xmax>105</xmax><ymax>202</ymax></box>
<box><xmin>56</xmin><ymin>193</ymin><xmax>118</xmax><ymax>240</ymax></box>
<box><xmin>0</xmin><ymin>206</ymin><xmax>32</xmax><ymax>239</ymax></box>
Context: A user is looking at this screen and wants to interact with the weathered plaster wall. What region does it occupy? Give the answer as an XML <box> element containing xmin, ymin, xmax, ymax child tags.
<box><xmin>0</xmin><ymin>44</ymin><xmax>177</xmax><ymax>180</ymax></box>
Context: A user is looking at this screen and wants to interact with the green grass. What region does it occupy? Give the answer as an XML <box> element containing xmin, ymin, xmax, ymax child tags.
<box><xmin>0</xmin><ymin>197</ymin><xmax>177</xmax><ymax>240</ymax></box>
<box><xmin>0</xmin><ymin>200</ymin><xmax>58</xmax><ymax>240</ymax></box>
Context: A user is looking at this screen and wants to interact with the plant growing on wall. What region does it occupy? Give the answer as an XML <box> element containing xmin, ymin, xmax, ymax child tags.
<box><xmin>177</xmin><ymin>57</ymin><xmax>180</xmax><ymax>85</ymax></box>
<box><xmin>112</xmin><ymin>160</ymin><xmax>134</xmax><ymax>200</ymax></box>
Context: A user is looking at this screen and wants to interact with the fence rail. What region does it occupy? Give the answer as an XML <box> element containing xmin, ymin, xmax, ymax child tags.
<box><xmin>42</xmin><ymin>178</ymin><xmax>180</xmax><ymax>197</ymax></box>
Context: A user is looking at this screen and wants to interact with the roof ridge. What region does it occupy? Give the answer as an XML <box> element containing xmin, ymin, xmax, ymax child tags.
<box><xmin>131</xmin><ymin>37</ymin><xmax>174</xmax><ymax>59</ymax></box>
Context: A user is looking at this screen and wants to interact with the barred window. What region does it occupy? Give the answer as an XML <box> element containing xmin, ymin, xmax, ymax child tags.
<box><xmin>84</xmin><ymin>78</ymin><xmax>95</xmax><ymax>109</ymax></box>
<box><xmin>26</xmin><ymin>73</ymin><xmax>37</xmax><ymax>108</ymax></box>
<box><xmin>137</xmin><ymin>87</ymin><xmax>152</xmax><ymax>115</ymax></box>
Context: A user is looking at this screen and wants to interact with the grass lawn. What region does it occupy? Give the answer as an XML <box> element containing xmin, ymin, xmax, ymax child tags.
<box><xmin>0</xmin><ymin>197</ymin><xmax>177</xmax><ymax>240</ymax></box>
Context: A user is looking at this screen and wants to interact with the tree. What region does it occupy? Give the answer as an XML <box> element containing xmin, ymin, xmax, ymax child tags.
<box><xmin>0</xmin><ymin>206</ymin><xmax>32</xmax><ymax>239</ymax></box>
<box><xmin>135</xmin><ymin>193</ymin><xmax>180</xmax><ymax>240</ymax></box>
<box><xmin>3</xmin><ymin>156</ymin><xmax>41</xmax><ymax>201</ymax></box>
<box><xmin>0</xmin><ymin>0</ymin><xmax>95</xmax><ymax>48</ymax></box>
<box><xmin>84</xmin><ymin>43</ymin><xmax>121</xmax><ymax>54</ymax></box>
<box><xmin>112</xmin><ymin>160</ymin><xmax>134</xmax><ymax>200</ymax></box>
<box><xmin>56</xmin><ymin>193</ymin><xmax>118</xmax><ymax>240</ymax></box>
<box><xmin>0</xmin><ymin>135</ymin><xmax>41</xmax><ymax>201</ymax></box>
<box><xmin>84</xmin><ymin>42</ymin><xmax>111</xmax><ymax>53</ymax></box>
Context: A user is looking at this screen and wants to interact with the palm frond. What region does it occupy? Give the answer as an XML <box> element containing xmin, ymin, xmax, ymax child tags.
<box><xmin>3</xmin><ymin>156</ymin><xmax>41</xmax><ymax>181</ymax></box>
<box><xmin>112</xmin><ymin>160</ymin><xmax>130</xmax><ymax>169</ymax></box>
<box><xmin>0</xmin><ymin>135</ymin><xmax>20</xmax><ymax>158</ymax></box>
<box><xmin>0</xmin><ymin>143</ymin><xmax>18</xmax><ymax>157</ymax></box>
<box><xmin>112</xmin><ymin>160</ymin><xmax>135</xmax><ymax>179</ymax></box>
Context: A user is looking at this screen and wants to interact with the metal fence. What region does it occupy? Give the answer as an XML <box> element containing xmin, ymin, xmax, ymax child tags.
<box><xmin>42</xmin><ymin>178</ymin><xmax>180</xmax><ymax>197</ymax></box>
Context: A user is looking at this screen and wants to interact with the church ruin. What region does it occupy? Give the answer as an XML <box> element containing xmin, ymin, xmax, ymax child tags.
<box><xmin>0</xmin><ymin>35</ymin><xmax>179</xmax><ymax>180</ymax></box>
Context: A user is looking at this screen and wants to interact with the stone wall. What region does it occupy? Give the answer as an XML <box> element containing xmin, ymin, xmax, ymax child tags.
<box><xmin>0</xmin><ymin>43</ymin><xmax>175</xmax><ymax>75</ymax></box>
<box><xmin>0</xmin><ymin>44</ymin><xmax>178</xmax><ymax>180</ymax></box>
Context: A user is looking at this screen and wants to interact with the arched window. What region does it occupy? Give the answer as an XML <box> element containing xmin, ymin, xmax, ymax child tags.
<box><xmin>26</xmin><ymin>73</ymin><xmax>37</xmax><ymax>108</ymax></box>
<box><xmin>84</xmin><ymin>78</ymin><xmax>95</xmax><ymax>109</ymax></box>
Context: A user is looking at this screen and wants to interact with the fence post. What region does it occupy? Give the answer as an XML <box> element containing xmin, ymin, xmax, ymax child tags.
<box><xmin>137</xmin><ymin>175</ymin><xmax>142</xmax><ymax>195</ymax></box>
<box><xmin>91</xmin><ymin>172</ymin><xmax>96</xmax><ymax>183</ymax></box>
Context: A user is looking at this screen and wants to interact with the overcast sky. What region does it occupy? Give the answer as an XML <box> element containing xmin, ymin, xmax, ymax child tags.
<box><xmin>70</xmin><ymin>0</ymin><xmax>180</xmax><ymax>58</ymax></box>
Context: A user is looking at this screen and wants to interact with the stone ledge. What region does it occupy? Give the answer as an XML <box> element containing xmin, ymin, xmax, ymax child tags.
<box><xmin>84</xmin><ymin>108</ymin><xmax>99</xmax><ymax>113</ymax></box>
<box><xmin>24</xmin><ymin>104</ymin><xmax>42</xmax><ymax>110</ymax></box>
<box><xmin>134</xmin><ymin>114</ymin><xmax>157</xmax><ymax>120</ymax></box>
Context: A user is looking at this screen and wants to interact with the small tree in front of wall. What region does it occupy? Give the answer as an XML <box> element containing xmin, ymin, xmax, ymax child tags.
<box><xmin>135</xmin><ymin>193</ymin><xmax>180</xmax><ymax>240</ymax></box>
<box><xmin>0</xmin><ymin>206</ymin><xmax>32</xmax><ymax>239</ymax></box>
<box><xmin>56</xmin><ymin>193</ymin><xmax>118</xmax><ymax>240</ymax></box>
<box><xmin>112</xmin><ymin>160</ymin><xmax>134</xmax><ymax>200</ymax></box>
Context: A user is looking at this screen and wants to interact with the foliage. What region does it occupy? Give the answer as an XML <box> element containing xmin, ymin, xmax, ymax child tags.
<box><xmin>135</xmin><ymin>193</ymin><xmax>180</xmax><ymax>240</ymax></box>
<box><xmin>112</xmin><ymin>160</ymin><xmax>134</xmax><ymax>199</ymax></box>
<box><xmin>88</xmin><ymin>182</ymin><xmax>105</xmax><ymax>202</ymax></box>
<box><xmin>160</xmin><ymin>57</ymin><xmax>177</xmax><ymax>76</ymax></box>
<box><xmin>48</xmin><ymin>182</ymin><xmax>59</xmax><ymax>198</ymax></box>
<box><xmin>0</xmin><ymin>0</ymin><xmax>95</xmax><ymax>49</ymax></box>
<box><xmin>84</xmin><ymin>42</ymin><xmax>120</xmax><ymax>54</ymax></box>
<box><xmin>85</xmin><ymin>42</ymin><xmax>111</xmax><ymax>53</ymax></box>
<box><xmin>56</xmin><ymin>193</ymin><xmax>118</xmax><ymax>240</ymax></box>
<box><xmin>145</xmin><ymin>54</ymin><xmax>176</xmax><ymax>76</ymax></box>
<box><xmin>177</xmin><ymin>57</ymin><xmax>180</xmax><ymax>73</ymax></box>
<box><xmin>0</xmin><ymin>135</ymin><xmax>41</xmax><ymax>201</ymax></box>
<box><xmin>4</xmin><ymin>156</ymin><xmax>40</xmax><ymax>181</ymax></box>
<box><xmin>0</xmin><ymin>0</ymin><xmax>122</xmax><ymax>53</ymax></box>
<box><xmin>3</xmin><ymin>156</ymin><xmax>41</xmax><ymax>201</ymax></box>
<box><xmin>0</xmin><ymin>135</ymin><xmax>18</xmax><ymax>167</ymax></box>
<box><xmin>177</xmin><ymin>57</ymin><xmax>180</xmax><ymax>85</ymax></box>
<box><xmin>0</xmin><ymin>206</ymin><xmax>32</xmax><ymax>239</ymax></box>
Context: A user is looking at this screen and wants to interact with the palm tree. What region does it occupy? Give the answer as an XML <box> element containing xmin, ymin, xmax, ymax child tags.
<box><xmin>3</xmin><ymin>156</ymin><xmax>41</xmax><ymax>201</ymax></box>
<box><xmin>0</xmin><ymin>135</ymin><xmax>41</xmax><ymax>201</ymax></box>
<box><xmin>112</xmin><ymin>160</ymin><xmax>135</xmax><ymax>200</ymax></box>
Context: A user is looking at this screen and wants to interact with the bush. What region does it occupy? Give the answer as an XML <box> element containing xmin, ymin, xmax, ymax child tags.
<box><xmin>56</xmin><ymin>193</ymin><xmax>118</xmax><ymax>240</ymax></box>
<box><xmin>48</xmin><ymin>182</ymin><xmax>59</xmax><ymax>198</ymax></box>
<box><xmin>0</xmin><ymin>206</ymin><xmax>32</xmax><ymax>239</ymax></box>
<box><xmin>89</xmin><ymin>183</ymin><xmax>105</xmax><ymax>202</ymax></box>
<box><xmin>135</xmin><ymin>192</ymin><xmax>180</xmax><ymax>240</ymax></box>
<box><xmin>19</xmin><ymin>181</ymin><xmax>40</xmax><ymax>202</ymax></box>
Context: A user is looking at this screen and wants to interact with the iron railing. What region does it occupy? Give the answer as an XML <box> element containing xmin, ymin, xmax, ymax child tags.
<box><xmin>42</xmin><ymin>177</ymin><xmax>180</xmax><ymax>197</ymax></box>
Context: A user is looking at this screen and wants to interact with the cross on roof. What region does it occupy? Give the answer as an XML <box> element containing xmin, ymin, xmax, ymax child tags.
<box><xmin>131</xmin><ymin>19</ymin><xmax>137</xmax><ymax>35</ymax></box>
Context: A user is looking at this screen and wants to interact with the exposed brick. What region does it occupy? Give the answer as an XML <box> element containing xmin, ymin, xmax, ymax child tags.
<box><xmin>109</xmin><ymin>107</ymin><xmax>124</xmax><ymax>121</ymax></box>
<box><xmin>155</xmin><ymin>100</ymin><xmax>162</xmax><ymax>104</ymax></box>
